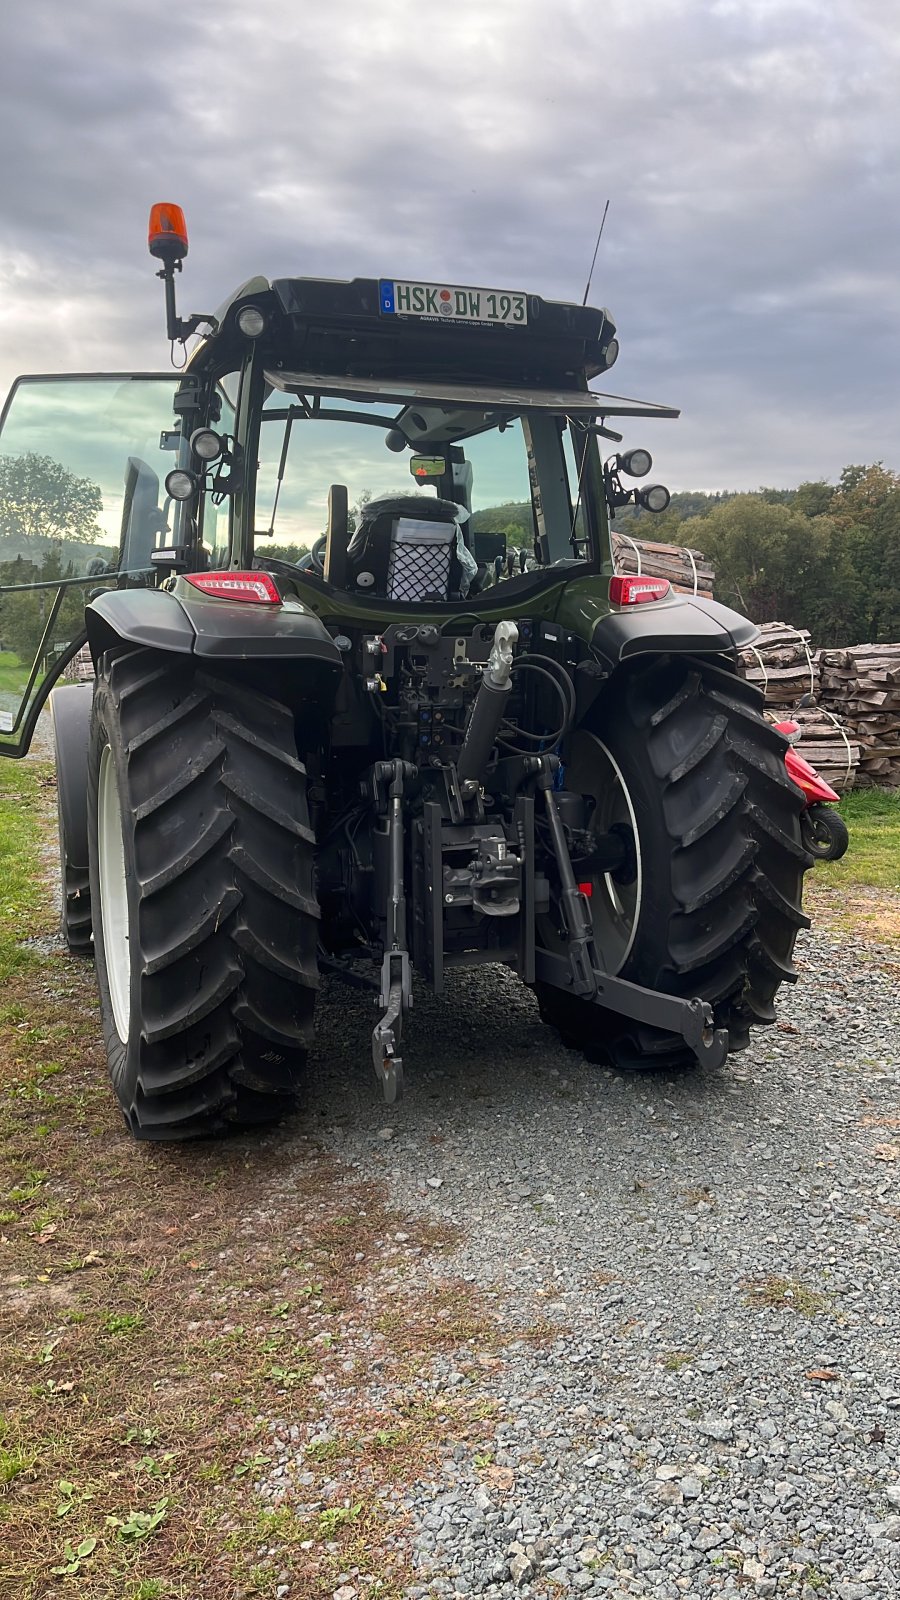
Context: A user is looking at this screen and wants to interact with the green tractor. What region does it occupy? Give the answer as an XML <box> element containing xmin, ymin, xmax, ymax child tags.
<box><xmin>0</xmin><ymin>203</ymin><xmax>811</xmax><ymax>1138</ymax></box>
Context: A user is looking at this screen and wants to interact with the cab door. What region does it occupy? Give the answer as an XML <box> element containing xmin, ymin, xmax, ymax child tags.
<box><xmin>0</xmin><ymin>374</ymin><xmax>180</xmax><ymax>757</ymax></box>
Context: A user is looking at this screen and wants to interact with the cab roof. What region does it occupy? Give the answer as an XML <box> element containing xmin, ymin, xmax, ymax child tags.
<box><xmin>189</xmin><ymin>274</ymin><xmax>621</xmax><ymax>391</ymax></box>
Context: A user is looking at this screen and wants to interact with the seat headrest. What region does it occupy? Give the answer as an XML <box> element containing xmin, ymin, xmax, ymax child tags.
<box><xmin>358</xmin><ymin>495</ymin><xmax>462</xmax><ymax>528</ymax></box>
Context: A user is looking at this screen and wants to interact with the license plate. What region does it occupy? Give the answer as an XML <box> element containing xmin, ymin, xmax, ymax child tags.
<box><xmin>379</xmin><ymin>279</ymin><xmax>527</xmax><ymax>325</ymax></box>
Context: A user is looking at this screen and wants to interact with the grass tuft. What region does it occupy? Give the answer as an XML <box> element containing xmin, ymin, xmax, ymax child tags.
<box><xmin>743</xmin><ymin>1275</ymin><xmax>829</xmax><ymax>1316</ymax></box>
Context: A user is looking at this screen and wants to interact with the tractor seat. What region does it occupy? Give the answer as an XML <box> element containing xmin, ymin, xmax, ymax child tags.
<box><xmin>346</xmin><ymin>496</ymin><xmax>470</xmax><ymax>601</ymax></box>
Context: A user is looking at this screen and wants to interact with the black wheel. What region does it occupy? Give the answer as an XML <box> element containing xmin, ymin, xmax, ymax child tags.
<box><xmin>536</xmin><ymin>655</ymin><xmax>812</xmax><ymax>1071</ymax></box>
<box><xmin>801</xmin><ymin>804</ymin><xmax>849</xmax><ymax>861</ymax></box>
<box><xmin>87</xmin><ymin>647</ymin><xmax>319</xmax><ymax>1140</ymax></box>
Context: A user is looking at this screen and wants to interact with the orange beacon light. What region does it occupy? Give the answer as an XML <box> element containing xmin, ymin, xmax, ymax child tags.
<box><xmin>148</xmin><ymin>203</ymin><xmax>189</xmax><ymax>263</ymax></box>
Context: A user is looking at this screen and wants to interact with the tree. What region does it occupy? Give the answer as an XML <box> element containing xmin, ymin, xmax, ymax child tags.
<box><xmin>0</xmin><ymin>547</ymin><xmax>91</xmax><ymax>669</ymax></box>
<box><xmin>828</xmin><ymin>464</ymin><xmax>900</xmax><ymax>642</ymax></box>
<box><xmin>470</xmin><ymin>501</ymin><xmax>533</xmax><ymax>548</ymax></box>
<box><xmin>0</xmin><ymin>452</ymin><xmax>103</xmax><ymax>555</ymax></box>
<box><xmin>682</xmin><ymin>495</ymin><xmax>863</xmax><ymax>645</ymax></box>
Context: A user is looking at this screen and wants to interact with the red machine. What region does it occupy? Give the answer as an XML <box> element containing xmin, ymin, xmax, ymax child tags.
<box><xmin>774</xmin><ymin>720</ymin><xmax>850</xmax><ymax>860</ymax></box>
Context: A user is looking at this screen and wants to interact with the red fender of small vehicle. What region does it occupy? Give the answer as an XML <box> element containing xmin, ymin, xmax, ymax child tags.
<box><xmin>783</xmin><ymin>744</ymin><xmax>841</xmax><ymax>804</ymax></box>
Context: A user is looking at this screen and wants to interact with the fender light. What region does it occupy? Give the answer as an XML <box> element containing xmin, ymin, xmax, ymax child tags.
<box><xmin>183</xmin><ymin>571</ymin><xmax>282</xmax><ymax>605</ymax></box>
<box><xmin>608</xmin><ymin>575</ymin><xmax>671</xmax><ymax>606</ymax></box>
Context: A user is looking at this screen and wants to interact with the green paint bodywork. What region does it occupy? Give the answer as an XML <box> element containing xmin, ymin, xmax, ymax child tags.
<box><xmin>271</xmin><ymin>569</ymin><xmax>611</xmax><ymax>646</ymax></box>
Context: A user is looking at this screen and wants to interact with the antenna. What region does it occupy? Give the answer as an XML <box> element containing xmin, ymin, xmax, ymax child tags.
<box><xmin>582</xmin><ymin>199</ymin><xmax>610</xmax><ymax>307</ymax></box>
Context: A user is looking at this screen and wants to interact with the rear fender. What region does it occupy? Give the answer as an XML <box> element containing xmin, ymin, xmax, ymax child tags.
<box><xmin>785</xmin><ymin>745</ymin><xmax>841</xmax><ymax>804</ymax></box>
<box><xmin>85</xmin><ymin>585</ymin><xmax>343</xmax><ymax>669</ymax></box>
<box><xmin>589</xmin><ymin>593</ymin><xmax>759</xmax><ymax>671</ymax></box>
<box><xmin>49</xmin><ymin>683</ymin><xmax>94</xmax><ymax>869</ymax></box>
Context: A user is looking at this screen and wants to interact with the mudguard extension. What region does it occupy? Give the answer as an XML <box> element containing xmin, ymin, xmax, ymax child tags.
<box><xmin>49</xmin><ymin>683</ymin><xmax>94</xmax><ymax>870</ymax></box>
<box><xmin>85</xmin><ymin>586</ymin><xmax>343</xmax><ymax>669</ymax></box>
<box><xmin>591</xmin><ymin>593</ymin><xmax>759</xmax><ymax>670</ymax></box>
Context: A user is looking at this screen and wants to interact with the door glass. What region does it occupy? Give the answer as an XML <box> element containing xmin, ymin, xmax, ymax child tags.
<box><xmin>464</xmin><ymin>419</ymin><xmax>535</xmax><ymax>557</ymax></box>
<box><xmin>562</xmin><ymin>423</ymin><xmax>588</xmax><ymax>549</ymax></box>
<box><xmin>256</xmin><ymin>394</ymin><xmax>436</xmax><ymax>562</ymax></box>
<box><xmin>200</xmin><ymin>382</ymin><xmax>237</xmax><ymax>569</ymax></box>
<box><xmin>0</xmin><ymin>374</ymin><xmax>179</xmax><ymax>754</ymax></box>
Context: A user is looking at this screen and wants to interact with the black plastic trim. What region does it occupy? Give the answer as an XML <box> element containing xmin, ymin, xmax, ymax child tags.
<box><xmin>85</xmin><ymin>585</ymin><xmax>342</xmax><ymax>668</ymax></box>
<box><xmin>49</xmin><ymin>684</ymin><xmax>93</xmax><ymax>867</ymax></box>
<box><xmin>591</xmin><ymin>593</ymin><xmax>758</xmax><ymax>669</ymax></box>
<box><xmin>86</xmin><ymin>588</ymin><xmax>196</xmax><ymax>659</ymax></box>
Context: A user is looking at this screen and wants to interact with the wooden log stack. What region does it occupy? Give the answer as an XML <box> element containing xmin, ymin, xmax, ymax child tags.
<box><xmin>611</xmin><ymin>531</ymin><xmax>715</xmax><ymax>598</ymax></box>
<box><xmin>818</xmin><ymin>645</ymin><xmax>900</xmax><ymax>788</ymax></box>
<box><xmin>63</xmin><ymin>643</ymin><xmax>94</xmax><ymax>683</ymax></box>
<box><xmin>736</xmin><ymin>621</ymin><xmax>819</xmax><ymax>706</ymax></box>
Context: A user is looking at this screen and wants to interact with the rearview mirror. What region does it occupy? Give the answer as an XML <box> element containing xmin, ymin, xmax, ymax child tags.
<box><xmin>409</xmin><ymin>455</ymin><xmax>445</xmax><ymax>482</ymax></box>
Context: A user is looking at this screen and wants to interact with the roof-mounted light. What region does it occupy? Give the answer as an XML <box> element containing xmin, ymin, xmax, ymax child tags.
<box><xmin>148</xmin><ymin>202</ymin><xmax>189</xmax><ymax>264</ymax></box>
<box><xmin>637</xmin><ymin>484</ymin><xmax>671</xmax><ymax>513</ymax></box>
<box><xmin>602</xmin><ymin>337</ymin><xmax>619</xmax><ymax>369</ymax></box>
<box><xmin>190</xmin><ymin>427</ymin><xmax>224</xmax><ymax>462</ymax></box>
<box><xmin>165</xmin><ymin>468</ymin><xmax>199</xmax><ymax>501</ymax></box>
<box><xmin>618</xmin><ymin>448</ymin><xmax>652</xmax><ymax>478</ymax></box>
<box><xmin>237</xmin><ymin>306</ymin><xmax>266</xmax><ymax>338</ymax></box>
<box><xmin>609</xmin><ymin>575</ymin><xmax>671</xmax><ymax>606</ymax></box>
<box><xmin>183</xmin><ymin>571</ymin><xmax>282</xmax><ymax>605</ymax></box>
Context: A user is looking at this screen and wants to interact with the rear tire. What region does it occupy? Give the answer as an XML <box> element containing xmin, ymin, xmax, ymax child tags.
<box><xmin>87</xmin><ymin>648</ymin><xmax>319</xmax><ymax>1139</ymax></box>
<box><xmin>536</xmin><ymin>655</ymin><xmax>812</xmax><ymax>1071</ymax></box>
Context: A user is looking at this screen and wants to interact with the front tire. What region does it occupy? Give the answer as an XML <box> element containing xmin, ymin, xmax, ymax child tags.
<box><xmin>87</xmin><ymin>648</ymin><xmax>319</xmax><ymax>1139</ymax></box>
<box><xmin>536</xmin><ymin>655</ymin><xmax>812</xmax><ymax>1070</ymax></box>
<box><xmin>801</xmin><ymin>804</ymin><xmax>849</xmax><ymax>861</ymax></box>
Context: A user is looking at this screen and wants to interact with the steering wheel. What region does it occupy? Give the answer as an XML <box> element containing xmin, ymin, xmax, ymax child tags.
<box><xmin>308</xmin><ymin>535</ymin><xmax>327</xmax><ymax>574</ymax></box>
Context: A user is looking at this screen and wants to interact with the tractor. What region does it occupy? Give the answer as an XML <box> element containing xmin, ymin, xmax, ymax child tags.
<box><xmin>0</xmin><ymin>203</ymin><xmax>811</xmax><ymax>1138</ymax></box>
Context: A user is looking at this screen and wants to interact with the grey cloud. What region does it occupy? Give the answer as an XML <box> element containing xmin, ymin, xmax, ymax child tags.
<box><xmin>0</xmin><ymin>0</ymin><xmax>898</xmax><ymax>489</ymax></box>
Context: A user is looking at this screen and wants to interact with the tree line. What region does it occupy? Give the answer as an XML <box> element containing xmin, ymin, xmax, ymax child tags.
<box><xmin>473</xmin><ymin>463</ymin><xmax>900</xmax><ymax>647</ymax></box>
<box><xmin>3</xmin><ymin>447</ymin><xmax>898</xmax><ymax>651</ymax></box>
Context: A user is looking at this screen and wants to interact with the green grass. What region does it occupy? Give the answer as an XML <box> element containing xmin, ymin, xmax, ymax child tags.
<box><xmin>0</xmin><ymin>761</ymin><xmax>52</xmax><ymax>979</ymax></box>
<box><xmin>819</xmin><ymin>789</ymin><xmax>900</xmax><ymax>892</ymax></box>
<box><xmin>0</xmin><ymin>757</ymin><xmax>503</xmax><ymax>1600</ymax></box>
<box><xmin>743</xmin><ymin>1275</ymin><xmax>829</xmax><ymax>1316</ymax></box>
<box><xmin>0</xmin><ymin>650</ymin><xmax>28</xmax><ymax>695</ymax></box>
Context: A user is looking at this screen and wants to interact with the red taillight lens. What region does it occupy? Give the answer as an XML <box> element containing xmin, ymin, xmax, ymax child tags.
<box><xmin>183</xmin><ymin>571</ymin><xmax>282</xmax><ymax>605</ymax></box>
<box><xmin>608</xmin><ymin>575</ymin><xmax>671</xmax><ymax>606</ymax></box>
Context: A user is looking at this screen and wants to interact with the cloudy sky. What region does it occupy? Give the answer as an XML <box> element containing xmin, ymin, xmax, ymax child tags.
<box><xmin>0</xmin><ymin>0</ymin><xmax>897</xmax><ymax>492</ymax></box>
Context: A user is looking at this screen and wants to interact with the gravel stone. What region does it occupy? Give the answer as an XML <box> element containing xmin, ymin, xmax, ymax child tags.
<box><xmin>285</xmin><ymin>919</ymin><xmax>900</xmax><ymax>1596</ymax></box>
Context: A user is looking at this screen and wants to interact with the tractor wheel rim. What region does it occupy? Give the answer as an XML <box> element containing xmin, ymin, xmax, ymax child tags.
<box><xmin>567</xmin><ymin>731</ymin><xmax>642</xmax><ymax>973</ymax></box>
<box><xmin>97</xmin><ymin>743</ymin><xmax>131</xmax><ymax>1043</ymax></box>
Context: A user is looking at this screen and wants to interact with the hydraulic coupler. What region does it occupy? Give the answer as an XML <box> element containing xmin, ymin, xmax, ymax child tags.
<box><xmin>456</xmin><ymin>619</ymin><xmax>519</xmax><ymax>795</ymax></box>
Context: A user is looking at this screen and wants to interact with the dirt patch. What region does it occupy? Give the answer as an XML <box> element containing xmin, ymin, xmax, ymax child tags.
<box><xmin>0</xmin><ymin>1275</ymin><xmax>78</xmax><ymax>1314</ymax></box>
<box><xmin>805</xmin><ymin>879</ymin><xmax>900</xmax><ymax>952</ymax></box>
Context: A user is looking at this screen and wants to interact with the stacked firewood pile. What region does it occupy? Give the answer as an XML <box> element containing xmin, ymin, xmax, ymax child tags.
<box><xmin>818</xmin><ymin>645</ymin><xmax>900</xmax><ymax>788</ymax></box>
<box><xmin>611</xmin><ymin>531</ymin><xmax>715</xmax><ymax>598</ymax></box>
<box><xmin>64</xmin><ymin>644</ymin><xmax>94</xmax><ymax>683</ymax></box>
<box><xmin>736</xmin><ymin>622</ymin><xmax>860</xmax><ymax>791</ymax></box>
<box><xmin>736</xmin><ymin>621</ymin><xmax>818</xmax><ymax>706</ymax></box>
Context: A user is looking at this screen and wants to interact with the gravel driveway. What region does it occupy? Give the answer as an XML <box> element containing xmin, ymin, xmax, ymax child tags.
<box><xmin>294</xmin><ymin>923</ymin><xmax>900</xmax><ymax>1600</ymax></box>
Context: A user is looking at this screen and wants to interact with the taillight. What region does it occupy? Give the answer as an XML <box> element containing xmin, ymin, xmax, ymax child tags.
<box><xmin>183</xmin><ymin>571</ymin><xmax>282</xmax><ymax>605</ymax></box>
<box><xmin>608</xmin><ymin>575</ymin><xmax>671</xmax><ymax>606</ymax></box>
